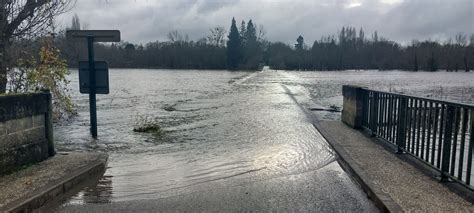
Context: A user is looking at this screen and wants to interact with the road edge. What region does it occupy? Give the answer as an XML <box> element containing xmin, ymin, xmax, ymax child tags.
<box><xmin>313</xmin><ymin>122</ymin><xmax>403</xmax><ymax>213</ymax></box>
<box><xmin>2</xmin><ymin>153</ymin><xmax>108</xmax><ymax>212</ymax></box>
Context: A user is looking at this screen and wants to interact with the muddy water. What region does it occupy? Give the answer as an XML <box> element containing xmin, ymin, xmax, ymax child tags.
<box><xmin>55</xmin><ymin>69</ymin><xmax>472</xmax><ymax>211</ymax></box>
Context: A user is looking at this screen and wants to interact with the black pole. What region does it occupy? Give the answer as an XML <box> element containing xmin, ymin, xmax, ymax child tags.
<box><xmin>440</xmin><ymin>105</ymin><xmax>454</xmax><ymax>182</ymax></box>
<box><xmin>87</xmin><ymin>36</ymin><xmax>98</xmax><ymax>138</ymax></box>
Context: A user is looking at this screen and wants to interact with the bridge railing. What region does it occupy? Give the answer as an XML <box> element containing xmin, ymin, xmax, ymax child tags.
<box><xmin>342</xmin><ymin>85</ymin><xmax>473</xmax><ymax>189</ymax></box>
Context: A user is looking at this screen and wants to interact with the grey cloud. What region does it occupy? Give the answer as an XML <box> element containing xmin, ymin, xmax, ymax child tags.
<box><xmin>194</xmin><ymin>0</ymin><xmax>237</xmax><ymax>13</ymax></box>
<box><xmin>58</xmin><ymin>0</ymin><xmax>473</xmax><ymax>44</ymax></box>
<box><xmin>381</xmin><ymin>0</ymin><xmax>474</xmax><ymax>43</ymax></box>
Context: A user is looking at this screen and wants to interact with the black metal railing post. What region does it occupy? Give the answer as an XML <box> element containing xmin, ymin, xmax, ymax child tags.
<box><xmin>397</xmin><ymin>97</ymin><xmax>408</xmax><ymax>153</ymax></box>
<box><xmin>347</xmin><ymin>85</ymin><xmax>474</xmax><ymax>188</ymax></box>
<box><xmin>371</xmin><ymin>92</ymin><xmax>379</xmax><ymax>136</ymax></box>
<box><xmin>466</xmin><ymin>109</ymin><xmax>473</xmax><ymax>185</ymax></box>
<box><xmin>440</xmin><ymin>105</ymin><xmax>455</xmax><ymax>182</ymax></box>
<box><xmin>362</xmin><ymin>89</ymin><xmax>369</xmax><ymax>126</ymax></box>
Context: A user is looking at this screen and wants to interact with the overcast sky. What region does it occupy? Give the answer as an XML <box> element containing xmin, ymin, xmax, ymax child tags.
<box><xmin>58</xmin><ymin>0</ymin><xmax>473</xmax><ymax>45</ymax></box>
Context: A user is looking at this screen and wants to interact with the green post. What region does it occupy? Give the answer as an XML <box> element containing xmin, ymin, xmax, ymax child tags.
<box><xmin>88</xmin><ymin>36</ymin><xmax>98</xmax><ymax>138</ymax></box>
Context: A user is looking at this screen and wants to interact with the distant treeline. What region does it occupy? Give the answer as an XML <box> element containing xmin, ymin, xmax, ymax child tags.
<box><xmin>271</xmin><ymin>28</ymin><xmax>473</xmax><ymax>71</ymax></box>
<box><xmin>13</xmin><ymin>16</ymin><xmax>474</xmax><ymax>72</ymax></box>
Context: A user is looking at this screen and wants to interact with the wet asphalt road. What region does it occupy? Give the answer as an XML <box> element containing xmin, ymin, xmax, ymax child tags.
<box><xmin>56</xmin><ymin>70</ymin><xmax>377</xmax><ymax>212</ymax></box>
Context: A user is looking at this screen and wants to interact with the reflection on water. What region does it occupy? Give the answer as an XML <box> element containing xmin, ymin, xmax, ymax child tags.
<box><xmin>69</xmin><ymin>175</ymin><xmax>113</xmax><ymax>204</ymax></box>
<box><xmin>56</xmin><ymin>69</ymin><xmax>473</xmax><ymax>206</ymax></box>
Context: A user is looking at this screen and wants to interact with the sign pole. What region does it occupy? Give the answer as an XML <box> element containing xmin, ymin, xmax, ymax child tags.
<box><xmin>87</xmin><ymin>36</ymin><xmax>98</xmax><ymax>138</ymax></box>
<box><xmin>67</xmin><ymin>30</ymin><xmax>120</xmax><ymax>139</ymax></box>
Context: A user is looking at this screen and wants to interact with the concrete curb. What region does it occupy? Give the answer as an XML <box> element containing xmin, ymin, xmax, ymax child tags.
<box><xmin>313</xmin><ymin>122</ymin><xmax>403</xmax><ymax>213</ymax></box>
<box><xmin>1</xmin><ymin>153</ymin><xmax>108</xmax><ymax>212</ymax></box>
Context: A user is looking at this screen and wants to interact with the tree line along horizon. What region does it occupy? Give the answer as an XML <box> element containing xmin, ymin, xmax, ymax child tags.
<box><xmin>3</xmin><ymin>2</ymin><xmax>470</xmax><ymax>121</ymax></box>
<box><xmin>14</xmin><ymin>16</ymin><xmax>474</xmax><ymax>72</ymax></box>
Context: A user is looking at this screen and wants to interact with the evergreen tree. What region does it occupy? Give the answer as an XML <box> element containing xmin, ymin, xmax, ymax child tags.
<box><xmin>295</xmin><ymin>35</ymin><xmax>304</xmax><ymax>50</ymax></box>
<box><xmin>227</xmin><ymin>18</ymin><xmax>241</xmax><ymax>69</ymax></box>
<box><xmin>245</xmin><ymin>20</ymin><xmax>257</xmax><ymax>44</ymax></box>
<box><xmin>240</xmin><ymin>20</ymin><xmax>246</xmax><ymax>43</ymax></box>
<box><xmin>240</xmin><ymin>19</ymin><xmax>262</xmax><ymax>69</ymax></box>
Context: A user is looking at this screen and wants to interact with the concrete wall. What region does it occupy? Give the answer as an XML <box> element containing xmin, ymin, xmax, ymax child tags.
<box><xmin>342</xmin><ymin>85</ymin><xmax>366</xmax><ymax>129</ymax></box>
<box><xmin>0</xmin><ymin>92</ymin><xmax>54</xmax><ymax>175</ymax></box>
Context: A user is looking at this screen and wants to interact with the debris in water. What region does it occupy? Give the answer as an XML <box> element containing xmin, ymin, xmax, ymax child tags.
<box><xmin>309</xmin><ymin>106</ymin><xmax>341</xmax><ymax>112</ymax></box>
<box><xmin>133</xmin><ymin>113</ymin><xmax>163</xmax><ymax>134</ymax></box>
<box><xmin>163</xmin><ymin>104</ymin><xmax>177</xmax><ymax>112</ymax></box>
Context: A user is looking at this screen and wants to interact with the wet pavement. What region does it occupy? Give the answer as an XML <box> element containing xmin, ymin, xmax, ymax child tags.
<box><xmin>55</xmin><ymin>69</ymin><xmax>473</xmax><ymax>211</ymax></box>
<box><xmin>315</xmin><ymin>120</ymin><xmax>474</xmax><ymax>212</ymax></box>
<box><xmin>55</xmin><ymin>70</ymin><xmax>377</xmax><ymax>211</ymax></box>
<box><xmin>0</xmin><ymin>153</ymin><xmax>107</xmax><ymax>211</ymax></box>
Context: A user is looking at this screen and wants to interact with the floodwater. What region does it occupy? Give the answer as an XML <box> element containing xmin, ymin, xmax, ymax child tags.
<box><xmin>289</xmin><ymin>70</ymin><xmax>474</xmax><ymax>120</ymax></box>
<box><xmin>55</xmin><ymin>69</ymin><xmax>473</xmax><ymax>211</ymax></box>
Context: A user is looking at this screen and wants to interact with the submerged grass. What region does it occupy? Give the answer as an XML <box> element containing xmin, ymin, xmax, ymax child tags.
<box><xmin>133</xmin><ymin>113</ymin><xmax>163</xmax><ymax>135</ymax></box>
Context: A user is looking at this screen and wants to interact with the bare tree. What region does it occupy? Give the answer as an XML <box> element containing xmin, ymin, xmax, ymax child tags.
<box><xmin>167</xmin><ymin>30</ymin><xmax>189</xmax><ymax>43</ymax></box>
<box><xmin>81</xmin><ymin>21</ymin><xmax>89</xmax><ymax>30</ymax></box>
<box><xmin>69</xmin><ymin>13</ymin><xmax>80</xmax><ymax>30</ymax></box>
<box><xmin>168</xmin><ymin>30</ymin><xmax>178</xmax><ymax>43</ymax></box>
<box><xmin>207</xmin><ymin>26</ymin><xmax>226</xmax><ymax>47</ymax></box>
<box><xmin>167</xmin><ymin>30</ymin><xmax>180</xmax><ymax>42</ymax></box>
<box><xmin>0</xmin><ymin>0</ymin><xmax>75</xmax><ymax>93</ymax></box>
<box><xmin>455</xmin><ymin>33</ymin><xmax>467</xmax><ymax>47</ymax></box>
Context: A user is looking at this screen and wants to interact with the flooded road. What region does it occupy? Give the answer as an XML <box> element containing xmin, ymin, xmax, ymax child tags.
<box><xmin>55</xmin><ymin>69</ymin><xmax>472</xmax><ymax>211</ymax></box>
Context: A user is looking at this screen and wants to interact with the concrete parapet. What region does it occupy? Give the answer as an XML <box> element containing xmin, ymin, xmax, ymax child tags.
<box><xmin>342</xmin><ymin>85</ymin><xmax>366</xmax><ymax>129</ymax></box>
<box><xmin>0</xmin><ymin>92</ymin><xmax>53</xmax><ymax>175</ymax></box>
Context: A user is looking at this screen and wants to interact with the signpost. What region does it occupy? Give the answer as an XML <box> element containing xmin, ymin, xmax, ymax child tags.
<box><xmin>67</xmin><ymin>30</ymin><xmax>120</xmax><ymax>138</ymax></box>
<box><xmin>78</xmin><ymin>61</ymin><xmax>109</xmax><ymax>94</ymax></box>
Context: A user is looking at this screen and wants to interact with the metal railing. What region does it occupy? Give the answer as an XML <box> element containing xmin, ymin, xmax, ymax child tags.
<box><xmin>361</xmin><ymin>89</ymin><xmax>474</xmax><ymax>189</ymax></box>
